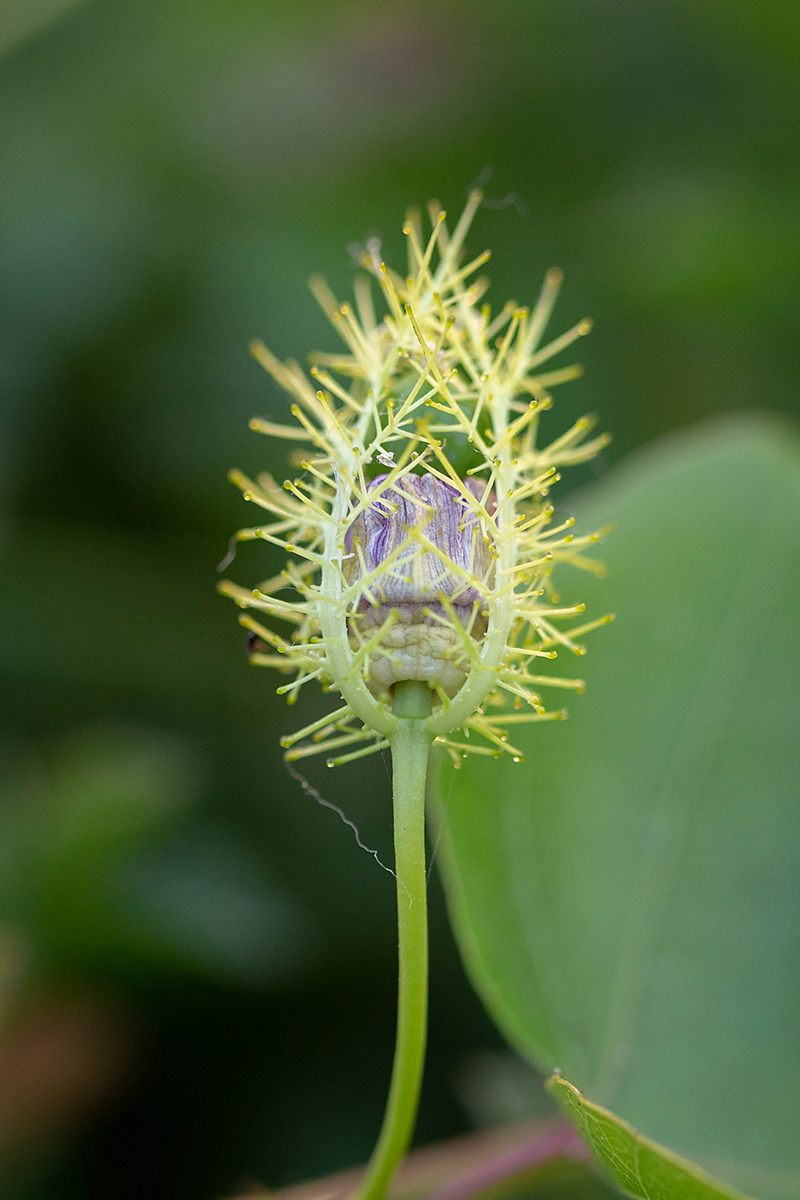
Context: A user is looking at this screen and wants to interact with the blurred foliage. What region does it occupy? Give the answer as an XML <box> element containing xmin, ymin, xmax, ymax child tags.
<box><xmin>0</xmin><ymin>727</ymin><xmax>312</xmax><ymax>1197</ymax></box>
<box><xmin>0</xmin><ymin>727</ymin><xmax>310</xmax><ymax>983</ymax></box>
<box><xmin>0</xmin><ymin>0</ymin><xmax>798</xmax><ymax>1196</ymax></box>
<box><xmin>0</xmin><ymin>0</ymin><xmax>86</xmax><ymax>58</ymax></box>
<box><xmin>438</xmin><ymin>418</ymin><xmax>800</xmax><ymax>1199</ymax></box>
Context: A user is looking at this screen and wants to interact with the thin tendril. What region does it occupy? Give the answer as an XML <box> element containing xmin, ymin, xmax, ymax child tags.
<box><xmin>285</xmin><ymin>762</ymin><xmax>409</xmax><ymax>901</ymax></box>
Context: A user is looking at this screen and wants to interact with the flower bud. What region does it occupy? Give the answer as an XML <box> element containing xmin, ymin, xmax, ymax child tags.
<box><xmin>344</xmin><ymin>474</ymin><xmax>494</xmax><ymax>697</ymax></box>
<box><xmin>221</xmin><ymin>193</ymin><xmax>611</xmax><ymax>766</ymax></box>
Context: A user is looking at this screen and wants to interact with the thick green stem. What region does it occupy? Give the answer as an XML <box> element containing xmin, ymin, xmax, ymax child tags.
<box><xmin>352</xmin><ymin>681</ymin><xmax>433</xmax><ymax>1200</ymax></box>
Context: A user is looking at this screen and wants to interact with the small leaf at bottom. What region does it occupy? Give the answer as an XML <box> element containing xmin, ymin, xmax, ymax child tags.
<box><xmin>548</xmin><ymin>1075</ymin><xmax>753</xmax><ymax>1200</ymax></box>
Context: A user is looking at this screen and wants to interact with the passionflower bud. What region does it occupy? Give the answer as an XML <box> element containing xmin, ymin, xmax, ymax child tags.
<box><xmin>219</xmin><ymin>191</ymin><xmax>613</xmax><ymax>766</ymax></box>
<box><xmin>344</xmin><ymin>474</ymin><xmax>493</xmax><ymax>697</ymax></box>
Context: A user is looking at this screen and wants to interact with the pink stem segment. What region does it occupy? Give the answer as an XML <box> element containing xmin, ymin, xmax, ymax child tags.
<box><xmin>426</xmin><ymin>1119</ymin><xmax>590</xmax><ymax>1200</ymax></box>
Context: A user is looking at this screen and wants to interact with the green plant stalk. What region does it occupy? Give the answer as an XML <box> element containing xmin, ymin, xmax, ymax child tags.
<box><xmin>352</xmin><ymin>681</ymin><xmax>434</xmax><ymax>1200</ymax></box>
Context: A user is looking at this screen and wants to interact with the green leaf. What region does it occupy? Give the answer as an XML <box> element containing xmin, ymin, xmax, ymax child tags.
<box><xmin>548</xmin><ymin>1075</ymin><xmax>751</xmax><ymax>1200</ymax></box>
<box><xmin>437</xmin><ymin>416</ymin><xmax>800</xmax><ymax>1200</ymax></box>
<box><xmin>0</xmin><ymin>0</ymin><xmax>87</xmax><ymax>58</ymax></box>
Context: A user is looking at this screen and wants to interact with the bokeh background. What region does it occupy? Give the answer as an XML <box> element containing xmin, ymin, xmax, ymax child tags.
<box><xmin>1</xmin><ymin>1</ymin><xmax>798</xmax><ymax>1196</ymax></box>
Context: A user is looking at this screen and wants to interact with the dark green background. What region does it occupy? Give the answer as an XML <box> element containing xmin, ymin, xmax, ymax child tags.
<box><xmin>1</xmin><ymin>1</ymin><xmax>798</xmax><ymax>1197</ymax></box>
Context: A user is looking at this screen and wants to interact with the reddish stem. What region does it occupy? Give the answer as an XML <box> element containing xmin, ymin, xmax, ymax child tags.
<box><xmin>426</xmin><ymin>1119</ymin><xmax>590</xmax><ymax>1200</ymax></box>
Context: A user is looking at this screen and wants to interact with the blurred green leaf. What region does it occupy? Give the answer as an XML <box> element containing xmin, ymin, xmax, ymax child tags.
<box><xmin>548</xmin><ymin>1075</ymin><xmax>751</xmax><ymax>1200</ymax></box>
<box><xmin>0</xmin><ymin>727</ymin><xmax>312</xmax><ymax>982</ymax></box>
<box><xmin>119</xmin><ymin>824</ymin><xmax>312</xmax><ymax>983</ymax></box>
<box><xmin>0</xmin><ymin>0</ymin><xmax>87</xmax><ymax>58</ymax></box>
<box><xmin>437</xmin><ymin>415</ymin><xmax>800</xmax><ymax>1200</ymax></box>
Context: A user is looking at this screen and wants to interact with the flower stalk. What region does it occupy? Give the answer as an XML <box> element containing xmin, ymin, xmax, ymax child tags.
<box><xmin>354</xmin><ymin>681</ymin><xmax>432</xmax><ymax>1200</ymax></box>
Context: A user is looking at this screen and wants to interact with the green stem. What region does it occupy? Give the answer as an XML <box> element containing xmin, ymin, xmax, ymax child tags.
<box><xmin>352</xmin><ymin>681</ymin><xmax>433</xmax><ymax>1200</ymax></box>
